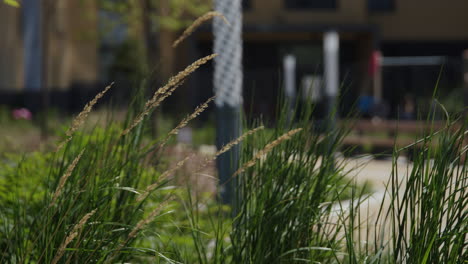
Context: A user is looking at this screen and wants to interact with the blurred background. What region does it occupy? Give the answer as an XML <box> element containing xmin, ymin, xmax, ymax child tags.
<box><xmin>0</xmin><ymin>0</ymin><xmax>467</xmax><ymax>149</ymax></box>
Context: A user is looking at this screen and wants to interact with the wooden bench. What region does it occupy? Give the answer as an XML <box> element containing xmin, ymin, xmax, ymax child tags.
<box><xmin>340</xmin><ymin>119</ymin><xmax>464</xmax><ymax>154</ymax></box>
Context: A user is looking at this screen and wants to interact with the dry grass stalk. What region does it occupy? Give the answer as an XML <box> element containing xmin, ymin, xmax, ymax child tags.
<box><xmin>51</xmin><ymin>209</ymin><xmax>97</xmax><ymax>264</ymax></box>
<box><xmin>137</xmin><ymin>155</ymin><xmax>194</xmax><ymax>202</ymax></box>
<box><xmin>56</xmin><ymin>83</ymin><xmax>113</xmax><ymax>152</ymax></box>
<box><xmin>172</xmin><ymin>11</ymin><xmax>229</xmax><ymax>48</ymax></box>
<box><xmin>122</xmin><ymin>54</ymin><xmax>217</xmax><ymax>136</ymax></box>
<box><xmin>196</xmin><ymin>126</ymin><xmax>265</xmax><ymax>172</ymax></box>
<box><xmin>159</xmin><ymin>96</ymin><xmax>215</xmax><ymax>148</ymax></box>
<box><xmin>121</xmin><ymin>80</ymin><xmax>186</xmax><ymax>138</ymax></box>
<box><xmin>232</xmin><ymin>128</ymin><xmax>303</xmax><ymax>177</ymax></box>
<box><xmin>216</xmin><ymin>126</ymin><xmax>264</xmax><ymax>157</ymax></box>
<box><xmin>128</xmin><ymin>198</ymin><xmax>173</xmax><ymax>239</ymax></box>
<box><xmin>50</xmin><ymin>149</ymin><xmax>86</xmax><ymax>207</ymax></box>
<box><xmin>147</xmin><ymin>80</ymin><xmax>185</xmax><ymax>112</ymax></box>
<box><xmin>145</xmin><ymin>54</ymin><xmax>216</xmax><ymax>108</ymax></box>
<box><xmin>109</xmin><ymin>199</ymin><xmax>172</xmax><ymax>261</ymax></box>
<box><xmin>55</xmin><ymin>137</ymin><xmax>72</xmax><ymax>153</ymax></box>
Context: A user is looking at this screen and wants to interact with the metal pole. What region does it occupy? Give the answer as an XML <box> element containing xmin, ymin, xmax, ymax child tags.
<box><xmin>213</xmin><ymin>0</ymin><xmax>243</xmax><ymax>205</ymax></box>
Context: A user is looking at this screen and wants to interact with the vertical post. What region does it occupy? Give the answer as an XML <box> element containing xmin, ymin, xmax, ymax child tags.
<box><xmin>323</xmin><ymin>31</ymin><xmax>339</xmax><ymax>127</ymax></box>
<box><xmin>213</xmin><ymin>0</ymin><xmax>243</xmax><ymax>205</ymax></box>
<box><xmin>464</xmin><ymin>50</ymin><xmax>468</xmax><ymax>115</ymax></box>
<box><xmin>283</xmin><ymin>54</ymin><xmax>297</xmax><ymax>119</ymax></box>
<box><xmin>462</xmin><ymin>50</ymin><xmax>468</xmax><ymax>163</ymax></box>
<box><xmin>23</xmin><ymin>0</ymin><xmax>42</xmax><ymax>92</ymax></box>
<box><xmin>371</xmin><ymin>50</ymin><xmax>383</xmax><ymax>104</ymax></box>
<box><xmin>41</xmin><ymin>0</ymin><xmax>51</xmax><ymax>139</ymax></box>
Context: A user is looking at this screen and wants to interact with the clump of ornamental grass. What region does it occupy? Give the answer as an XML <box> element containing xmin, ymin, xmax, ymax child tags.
<box><xmin>0</xmin><ymin>10</ymin><xmax>272</xmax><ymax>262</ymax></box>
<box><xmin>182</xmin><ymin>97</ymin><xmax>356</xmax><ymax>264</ymax></box>
<box><xmin>1</xmin><ymin>10</ymin><xmax>466</xmax><ymax>264</ymax></box>
<box><xmin>228</xmin><ymin>101</ymin><xmax>353</xmax><ymax>264</ymax></box>
<box><xmin>0</xmin><ymin>22</ymin><xmax>221</xmax><ymax>261</ymax></box>
<box><xmin>338</xmin><ymin>113</ymin><xmax>467</xmax><ymax>263</ymax></box>
<box><xmin>380</xmin><ymin>116</ymin><xmax>467</xmax><ymax>264</ymax></box>
<box><xmin>183</xmin><ymin>94</ymin><xmax>467</xmax><ymax>264</ymax></box>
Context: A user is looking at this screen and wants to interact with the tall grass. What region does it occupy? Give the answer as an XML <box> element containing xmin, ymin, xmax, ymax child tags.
<box><xmin>382</xmin><ymin>116</ymin><xmax>467</xmax><ymax>263</ymax></box>
<box><xmin>183</xmin><ymin>99</ymin><xmax>361</xmax><ymax>263</ymax></box>
<box><xmin>0</xmin><ymin>53</ymin><xmax>218</xmax><ymax>263</ymax></box>
<box><xmin>0</xmin><ymin>11</ymin><xmax>467</xmax><ymax>263</ymax></box>
<box><xmin>229</xmin><ymin>102</ymin><xmax>350</xmax><ymax>263</ymax></box>
<box><xmin>340</xmin><ymin>115</ymin><xmax>467</xmax><ymax>263</ymax></box>
<box><xmin>2</xmin><ymin>85</ymin><xmax>464</xmax><ymax>263</ymax></box>
<box><xmin>181</xmin><ymin>95</ymin><xmax>467</xmax><ymax>263</ymax></box>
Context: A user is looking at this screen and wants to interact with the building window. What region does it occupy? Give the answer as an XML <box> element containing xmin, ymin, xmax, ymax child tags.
<box><xmin>285</xmin><ymin>0</ymin><xmax>337</xmax><ymax>10</ymax></box>
<box><xmin>243</xmin><ymin>0</ymin><xmax>252</xmax><ymax>10</ymax></box>
<box><xmin>368</xmin><ymin>0</ymin><xmax>395</xmax><ymax>12</ymax></box>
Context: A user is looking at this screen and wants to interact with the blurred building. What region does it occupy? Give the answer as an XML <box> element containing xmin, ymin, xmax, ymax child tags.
<box><xmin>1</xmin><ymin>0</ymin><xmax>467</xmax><ymax>118</ymax></box>
<box><xmin>193</xmin><ymin>0</ymin><xmax>468</xmax><ymax>119</ymax></box>
<box><xmin>0</xmin><ymin>1</ymin><xmax>99</xmax><ymax>111</ymax></box>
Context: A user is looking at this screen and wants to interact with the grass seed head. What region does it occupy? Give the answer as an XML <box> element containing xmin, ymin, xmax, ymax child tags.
<box><xmin>122</xmin><ymin>54</ymin><xmax>217</xmax><ymax>136</ymax></box>
<box><xmin>137</xmin><ymin>155</ymin><xmax>194</xmax><ymax>202</ymax></box>
<box><xmin>128</xmin><ymin>199</ymin><xmax>173</xmax><ymax>239</ymax></box>
<box><xmin>195</xmin><ymin>126</ymin><xmax>265</xmax><ymax>172</ymax></box>
<box><xmin>159</xmin><ymin>96</ymin><xmax>215</xmax><ymax>148</ymax></box>
<box><xmin>51</xmin><ymin>209</ymin><xmax>97</xmax><ymax>264</ymax></box>
<box><xmin>173</xmin><ymin>11</ymin><xmax>229</xmax><ymax>48</ymax></box>
<box><xmin>233</xmin><ymin>128</ymin><xmax>303</xmax><ymax>177</ymax></box>
<box><xmin>50</xmin><ymin>148</ymin><xmax>86</xmax><ymax>207</ymax></box>
<box><xmin>56</xmin><ymin>83</ymin><xmax>113</xmax><ymax>151</ymax></box>
<box><xmin>109</xmin><ymin>199</ymin><xmax>172</xmax><ymax>261</ymax></box>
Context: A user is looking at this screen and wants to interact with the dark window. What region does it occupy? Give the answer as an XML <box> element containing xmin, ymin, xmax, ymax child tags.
<box><xmin>368</xmin><ymin>0</ymin><xmax>395</xmax><ymax>12</ymax></box>
<box><xmin>243</xmin><ymin>0</ymin><xmax>252</xmax><ymax>10</ymax></box>
<box><xmin>285</xmin><ymin>0</ymin><xmax>337</xmax><ymax>9</ymax></box>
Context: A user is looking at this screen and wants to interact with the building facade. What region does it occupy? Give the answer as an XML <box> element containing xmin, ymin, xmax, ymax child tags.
<box><xmin>0</xmin><ymin>1</ymin><xmax>99</xmax><ymax>111</ymax></box>
<box><xmin>193</xmin><ymin>0</ymin><xmax>468</xmax><ymax>118</ymax></box>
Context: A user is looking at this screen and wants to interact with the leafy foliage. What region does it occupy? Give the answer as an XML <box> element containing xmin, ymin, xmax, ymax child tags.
<box><xmin>3</xmin><ymin>0</ymin><xmax>19</xmax><ymax>7</ymax></box>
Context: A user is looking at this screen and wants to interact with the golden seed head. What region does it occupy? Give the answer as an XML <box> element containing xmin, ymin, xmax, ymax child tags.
<box><xmin>51</xmin><ymin>209</ymin><xmax>97</xmax><ymax>264</ymax></box>
<box><xmin>56</xmin><ymin>83</ymin><xmax>113</xmax><ymax>152</ymax></box>
<box><xmin>128</xmin><ymin>199</ymin><xmax>173</xmax><ymax>239</ymax></box>
<box><xmin>216</xmin><ymin>126</ymin><xmax>265</xmax><ymax>157</ymax></box>
<box><xmin>122</xmin><ymin>54</ymin><xmax>217</xmax><ymax>136</ymax></box>
<box><xmin>108</xmin><ymin>199</ymin><xmax>172</xmax><ymax>261</ymax></box>
<box><xmin>50</xmin><ymin>149</ymin><xmax>86</xmax><ymax>207</ymax></box>
<box><xmin>137</xmin><ymin>155</ymin><xmax>193</xmax><ymax>202</ymax></box>
<box><xmin>173</xmin><ymin>11</ymin><xmax>229</xmax><ymax>48</ymax></box>
<box><xmin>158</xmin><ymin>96</ymin><xmax>215</xmax><ymax>148</ymax></box>
<box><xmin>195</xmin><ymin>126</ymin><xmax>266</xmax><ymax>172</ymax></box>
<box><xmin>233</xmin><ymin>128</ymin><xmax>303</xmax><ymax>177</ymax></box>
